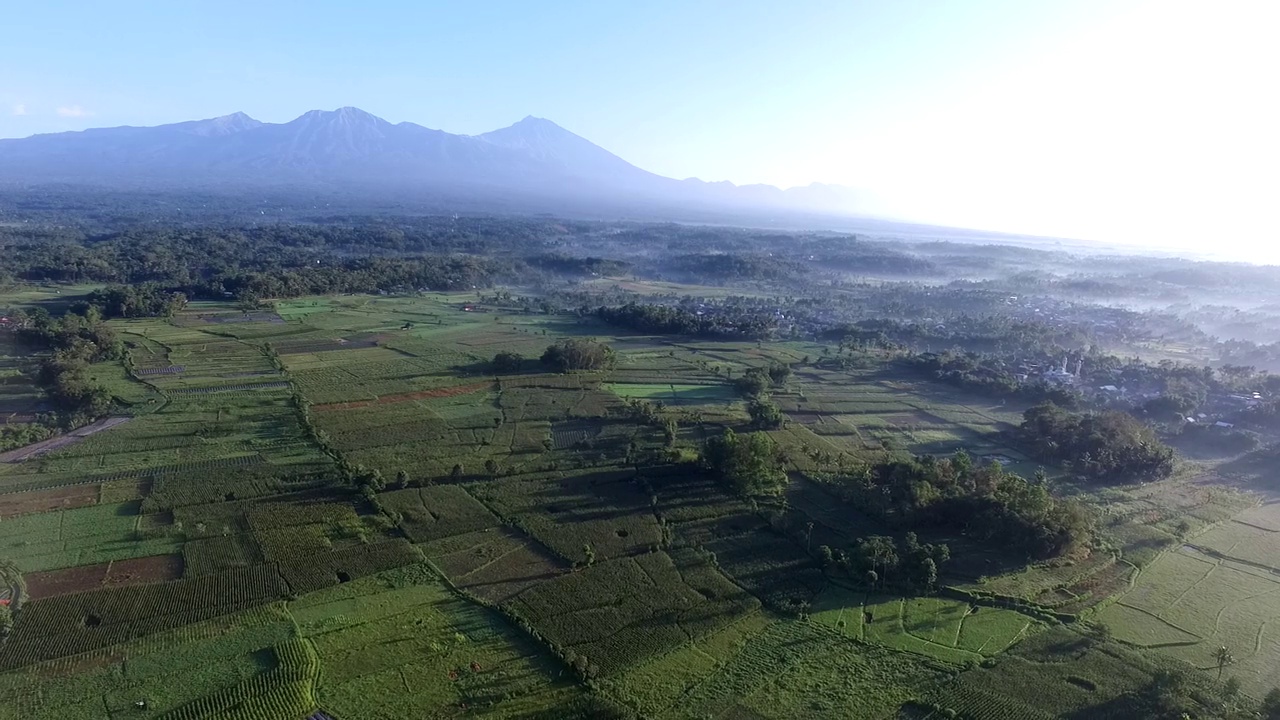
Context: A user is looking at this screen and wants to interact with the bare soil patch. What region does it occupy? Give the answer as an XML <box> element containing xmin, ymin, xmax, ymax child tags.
<box><xmin>104</xmin><ymin>554</ymin><xmax>184</xmax><ymax>586</ymax></box>
<box><xmin>25</xmin><ymin>554</ymin><xmax>183</xmax><ymax>600</ymax></box>
<box><xmin>24</xmin><ymin>564</ymin><xmax>111</xmax><ymax>600</ymax></box>
<box><xmin>0</xmin><ymin>484</ymin><xmax>100</xmax><ymax>518</ymax></box>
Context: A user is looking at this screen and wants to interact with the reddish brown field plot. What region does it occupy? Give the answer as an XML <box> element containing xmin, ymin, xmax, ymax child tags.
<box><xmin>24</xmin><ymin>563</ymin><xmax>110</xmax><ymax>600</ymax></box>
<box><xmin>103</xmin><ymin>553</ymin><xmax>185</xmax><ymax>587</ymax></box>
<box><xmin>0</xmin><ymin>484</ymin><xmax>100</xmax><ymax>518</ymax></box>
<box><xmin>24</xmin><ymin>553</ymin><xmax>184</xmax><ymax>600</ymax></box>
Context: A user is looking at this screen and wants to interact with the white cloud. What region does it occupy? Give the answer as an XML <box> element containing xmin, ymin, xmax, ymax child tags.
<box><xmin>10</xmin><ymin>104</ymin><xmax>26</xmax><ymax>116</ymax></box>
<box><xmin>56</xmin><ymin>105</ymin><xmax>91</xmax><ymax>118</ymax></box>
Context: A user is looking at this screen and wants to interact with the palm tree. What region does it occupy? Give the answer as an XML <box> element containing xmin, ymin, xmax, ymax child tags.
<box><xmin>1214</xmin><ymin>645</ymin><xmax>1234</xmax><ymax>680</ymax></box>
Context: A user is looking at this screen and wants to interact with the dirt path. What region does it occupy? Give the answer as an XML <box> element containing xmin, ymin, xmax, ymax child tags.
<box><xmin>0</xmin><ymin>416</ymin><xmax>133</xmax><ymax>463</ymax></box>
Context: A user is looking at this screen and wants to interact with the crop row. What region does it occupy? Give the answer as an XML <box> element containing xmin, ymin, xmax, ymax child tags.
<box><xmin>381</xmin><ymin>485</ymin><xmax>500</xmax><ymax>543</ymax></box>
<box><xmin>0</xmin><ymin>563</ymin><xmax>287</xmax><ymax>670</ymax></box>
<box><xmin>162</xmin><ymin>639</ymin><xmax>318</xmax><ymax>720</ymax></box>
<box><xmin>931</xmin><ymin>683</ymin><xmax>1059</xmax><ymax>720</ymax></box>
<box><xmin>256</xmin><ymin>525</ymin><xmax>333</xmax><ymax>562</ymax></box>
<box><xmin>135</xmin><ymin>365</ymin><xmax>186</xmax><ymax>375</ymax></box>
<box><xmin>169</xmin><ymin>382</ymin><xmax>291</xmax><ymax>396</ymax></box>
<box><xmin>322</xmin><ymin>420</ymin><xmax>456</xmax><ymax>451</ymax></box>
<box><xmin>95</xmin><ymin>454</ymin><xmax>266</xmax><ymax>483</ymax></box>
<box><xmin>276</xmin><ymin>337</ymin><xmax>378</xmax><ymax>355</ymax></box>
<box><xmin>507</xmin><ymin>552</ymin><xmax>750</xmax><ymax>677</ymax></box>
<box><xmin>247</xmin><ymin>502</ymin><xmax>357</xmax><ymax>531</ymax></box>
<box><xmin>183</xmin><ymin>534</ymin><xmax>266</xmax><ymax>576</ymax></box>
<box><xmin>670</xmin><ymin>620</ymin><xmax>826</xmax><ymax>717</ymax></box>
<box><xmin>277</xmin><ymin>539</ymin><xmax>422</xmax><ymax>595</ymax></box>
<box><xmin>146</xmin><ymin>465</ymin><xmax>337</xmax><ymax>512</ymax></box>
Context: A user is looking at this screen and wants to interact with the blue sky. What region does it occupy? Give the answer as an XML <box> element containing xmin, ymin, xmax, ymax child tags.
<box><xmin>3</xmin><ymin>1</ymin><xmax>1277</xmax><ymax>256</ymax></box>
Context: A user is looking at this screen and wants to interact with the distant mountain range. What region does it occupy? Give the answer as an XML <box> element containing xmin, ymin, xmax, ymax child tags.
<box><xmin>0</xmin><ymin>107</ymin><xmax>864</xmax><ymax>217</ymax></box>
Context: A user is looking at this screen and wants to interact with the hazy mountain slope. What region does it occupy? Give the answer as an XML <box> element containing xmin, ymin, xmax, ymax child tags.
<box><xmin>0</xmin><ymin>107</ymin><xmax>863</xmax><ymax>215</ymax></box>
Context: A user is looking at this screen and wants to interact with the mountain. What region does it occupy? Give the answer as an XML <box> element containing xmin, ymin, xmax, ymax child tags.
<box><xmin>0</xmin><ymin>107</ymin><xmax>864</xmax><ymax>217</ymax></box>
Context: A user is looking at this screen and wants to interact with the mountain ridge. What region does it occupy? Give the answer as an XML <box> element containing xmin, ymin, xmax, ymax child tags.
<box><xmin>0</xmin><ymin>107</ymin><xmax>865</xmax><ymax>217</ymax></box>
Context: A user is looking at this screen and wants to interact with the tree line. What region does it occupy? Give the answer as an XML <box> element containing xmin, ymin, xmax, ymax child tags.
<box><xmin>595</xmin><ymin>302</ymin><xmax>777</xmax><ymax>340</ymax></box>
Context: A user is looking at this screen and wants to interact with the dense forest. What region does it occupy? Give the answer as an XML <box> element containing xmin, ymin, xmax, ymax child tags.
<box><xmin>827</xmin><ymin>452</ymin><xmax>1092</xmax><ymax>560</ymax></box>
<box><xmin>1017</xmin><ymin>403</ymin><xmax>1177</xmax><ymax>483</ymax></box>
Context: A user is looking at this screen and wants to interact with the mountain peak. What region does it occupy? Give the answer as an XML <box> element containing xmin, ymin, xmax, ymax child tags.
<box><xmin>516</xmin><ymin>115</ymin><xmax>557</xmax><ymax>127</ymax></box>
<box><xmin>183</xmin><ymin>111</ymin><xmax>262</xmax><ymax>137</ymax></box>
<box><xmin>295</xmin><ymin>107</ymin><xmax>388</xmax><ymax>126</ymax></box>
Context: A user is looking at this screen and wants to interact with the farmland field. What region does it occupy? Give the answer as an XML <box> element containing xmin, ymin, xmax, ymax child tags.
<box><xmin>0</xmin><ymin>286</ymin><xmax>1271</xmax><ymax>719</ymax></box>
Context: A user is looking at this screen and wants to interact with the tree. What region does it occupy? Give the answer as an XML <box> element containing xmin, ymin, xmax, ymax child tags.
<box><xmin>1085</xmin><ymin>622</ymin><xmax>1112</xmax><ymax>646</ymax></box>
<box><xmin>702</xmin><ymin>429</ymin><xmax>788</xmax><ymax>497</ymax></box>
<box><xmin>450</xmin><ymin>464</ymin><xmax>464</xmax><ymax>480</ymax></box>
<box><xmin>1261</xmin><ymin>688</ymin><xmax>1280</xmax><ymax>719</ymax></box>
<box><xmin>540</xmin><ymin>339</ymin><xmax>616</xmax><ymax>372</ymax></box>
<box><xmin>484</xmin><ymin>459</ymin><xmax>499</xmax><ymax>478</ymax></box>
<box><xmin>1214</xmin><ymin>645</ymin><xmax>1235</xmax><ymax>680</ymax></box>
<box><xmin>492</xmin><ymin>351</ymin><xmax>524</xmax><ymax>374</ymax></box>
<box><xmin>854</xmin><ymin>536</ymin><xmax>900</xmax><ymax>587</ymax></box>
<box><xmin>734</xmin><ymin>367</ymin><xmax>771</xmax><ymax>397</ymax></box>
<box><xmin>662</xmin><ymin>418</ymin><xmax>678</xmax><ymax>447</ymax></box>
<box><xmin>582</xmin><ymin>543</ymin><xmax>596</xmax><ymax>567</ymax></box>
<box><xmin>767</xmin><ymin>363</ymin><xmax>792</xmax><ymax>386</ymax></box>
<box><xmin>0</xmin><ymin>604</ymin><xmax>12</xmax><ymax>637</ymax></box>
<box><xmin>395</xmin><ymin>470</ymin><xmax>409</xmax><ymax>489</ymax></box>
<box><xmin>746</xmin><ymin>398</ymin><xmax>784</xmax><ymax>429</ymax></box>
<box><xmin>356</xmin><ymin>467</ymin><xmax>385</xmax><ymax>492</ymax></box>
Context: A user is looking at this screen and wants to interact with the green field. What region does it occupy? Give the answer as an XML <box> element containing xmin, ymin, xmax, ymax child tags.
<box><xmin>0</xmin><ymin>288</ymin><xmax>1267</xmax><ymax>718</ymax></box>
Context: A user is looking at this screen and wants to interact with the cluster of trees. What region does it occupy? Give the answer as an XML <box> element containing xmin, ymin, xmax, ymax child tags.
<box><xmin>746</xmin><ymin>398</ymin><xmax>784</xmax><ymax>429</ymax></box>
<box><xmin>594</xmin><ymin>303</ymin><xmax>776</xmax><ymax>340</ymax></box>
<box><xmin>822</xmin><ymin>315</ymin><xmax>1096</xmax><ymax>356</ymax></box>
<box><xmin>81</xmin><ymin>284</ymin><xmax>188</xmax><ymax>318</ymax></box>
<box><xmin>10</xmin><ymin>307</ymin><xmax>121</xmax><ymax>429</ymax></box>
<box><xmin>663</xmin><ymin>253</ymin><xmax>807</xmax><ymax>285</ymax></box>
<box><xmin>526</xmin><ymin>253</ymin><xmax>629</xmax><ymax>277</ymax></box>
<box><xmin>0</xmin><ymin>421</ymin><xmax>55</xmax><ymax>454</ymax></box>
<box><xmin>730</xmin><ymin>364</ymin><xmax>791</xmax><ymax>429</ymax></box>
<box><xmin>618</xmin><ymin>398</ymin><xmax>680</xmax><ymax>447</ymax></box>
<box><xmin>1</xmin><ymin>223</ymin><xmax>523</xmax><ymax>302</ymax></box>
<box><xmin>819</xmin><ymin>532</ymin><xmax>950</xmax><ymax>591</ymax></box>
<box><xmin>491</xmin><ymin>351</ymin><xmax>526</xmax><ymax>374</ymax></box>
<box><xmin>734</xmin><ymin>363</ymin><xmax>790</xmax><ymax>396</ymax></box>
<box><xmin>908</xmin><ymin>351</ymin><xmax>1081</xmax><ymax>407</ymax></box>
<box><xmin>831</xmin><ymin>452</ymin><xmax>1091</xmax><ymax>559</ymax></box>
<box><xmin>1018</xmin><ymin>403</ymin><xmax>1175</xmax><ymax>483</ymax></box>
<box><xmin>702</xmin><ymin>429</ymin><xmax>788</xmax><ymax>497</ymax></box>
<box><xmin>540</xmin><ymin>339</ymin><xmax>616</xmax><ymax>372</ymax></box>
